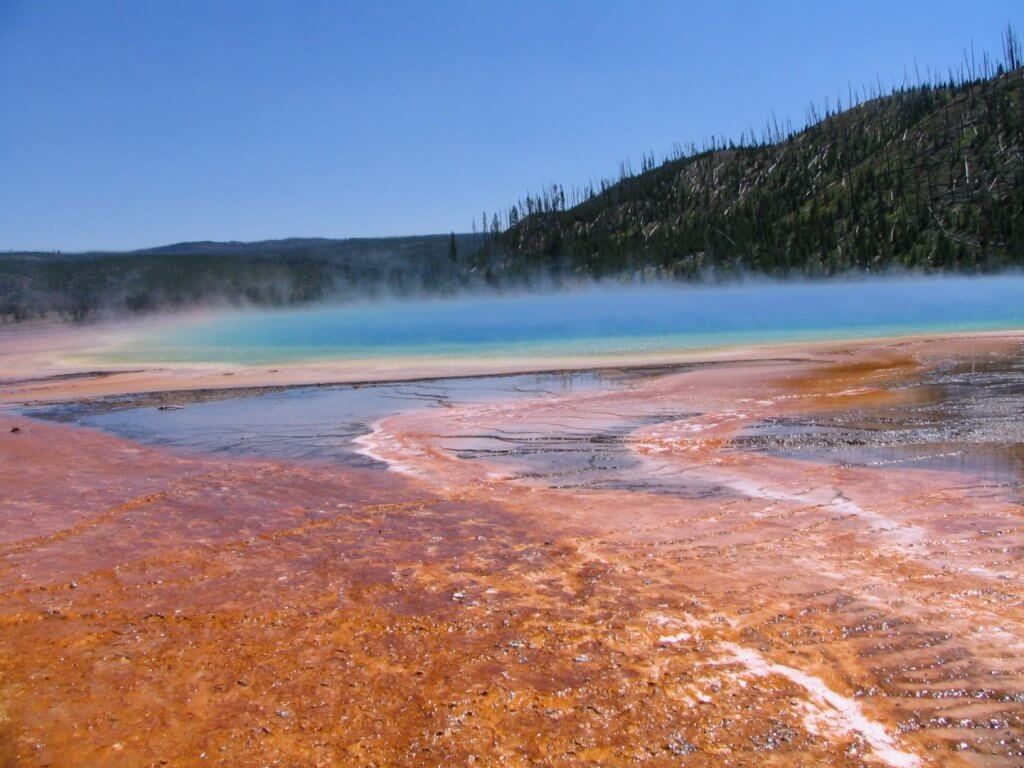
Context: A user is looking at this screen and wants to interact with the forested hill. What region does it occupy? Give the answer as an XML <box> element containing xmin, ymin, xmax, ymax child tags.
<box><xmin>493</xmin><ymin>64</ymin><xmax>1024</xmax><ymax>279</ymax></box>
<box><xmin>0</xmin><ymin>235</ymin><xmax>482</xmax><ymax>322</ymax></box>
<box><xmin>5</xmin><ymin>45</ymin><xmax>1024</xmax><ymax>324</ymax></box>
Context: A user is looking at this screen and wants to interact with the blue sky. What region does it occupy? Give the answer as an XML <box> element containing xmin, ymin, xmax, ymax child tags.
<box><xmin>2</xmin><ymin>1</ymin><xmax>1022</xmax><ymax>251</ymax></box>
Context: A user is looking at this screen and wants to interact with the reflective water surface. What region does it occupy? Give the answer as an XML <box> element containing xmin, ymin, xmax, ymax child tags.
<box><xmin>30</xmin><ymin>352</ymin><xmax>1024</xmax><ymax>493</ymax></box>
<box><xmin>735</xmin><ymin>353</ymin><xmax>1024</xmax><ymax>486</ymax></box>
<box><xmin>103</xmin><ymin>275</ymin><xmax>1024</xmax><ymax>365</ymax></box>
<box><xmin>27</xmin><ymin>370</ymin><xmax>637</xmax><ymax>467</ymax></box>
<box><xmin>7</xmin><ymin>339</ymin><xmax>1024</xmax><ymax>767</ymax></box>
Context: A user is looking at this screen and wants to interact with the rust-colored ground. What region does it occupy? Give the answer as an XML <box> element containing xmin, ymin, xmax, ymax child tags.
<box><xmin>1</xmin><ymin>334</ymin><xmax>1023</xmax><ymax>767</ymax></box>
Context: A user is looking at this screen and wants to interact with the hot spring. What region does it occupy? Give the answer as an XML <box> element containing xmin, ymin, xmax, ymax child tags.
<box><xmin>98</xmin><ymin>274</ymin><xmax>1024</xmax><ymax>366</ymax></box>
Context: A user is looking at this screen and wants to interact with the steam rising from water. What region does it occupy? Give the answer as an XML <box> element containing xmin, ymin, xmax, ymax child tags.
<box><xmin>99</xmin><ymin>273</ymin><xmax>1024</xmax><ymax>366</ymax></box>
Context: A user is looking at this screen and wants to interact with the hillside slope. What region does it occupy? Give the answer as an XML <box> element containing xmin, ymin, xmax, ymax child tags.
<box><xmin>0</xmin><ymin>234</ymin><xmax>482</xmax><ymax>322</ymax></box>
<box><xmin>499</xmin><ymin>68</ymin><xmax>1024</xmax><ymax>278</ymax></box>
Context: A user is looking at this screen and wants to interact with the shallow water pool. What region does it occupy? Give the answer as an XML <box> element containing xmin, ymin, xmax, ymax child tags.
<box><xmin>101</xmin><ymin>275</ymin><xmax>1024</xmax><ymax>365</ymax></box>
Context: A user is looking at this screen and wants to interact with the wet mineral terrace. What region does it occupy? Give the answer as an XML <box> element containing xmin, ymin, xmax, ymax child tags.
<box><xmin>2</xmin><ymin>335</ymin><xmax>1024</xmax><ymax>767</ymax></box>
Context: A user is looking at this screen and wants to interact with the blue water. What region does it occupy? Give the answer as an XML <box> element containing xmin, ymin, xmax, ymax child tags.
<box><xmin>30</xmin><ymin>372</ymin><xmax>621</xmax><ymax>467</ymax></box>
<box><xmin>108</xmin><ymin>275</ymin><xmax>1024</xmax><ymax>365</ymax></box>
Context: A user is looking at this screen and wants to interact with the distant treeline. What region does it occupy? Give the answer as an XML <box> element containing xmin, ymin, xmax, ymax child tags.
<box><xmin>0</xmin><ymin>235</ymin><xmax>485</xmax><ymax>322</ymax></box>
<box><xmin>5</xmin><ymin>29</ymin><xmax>1024</xmax><ymax>323</ymax></box>
<box><xmin>483</xmin><ymin>26</ymin><xmax>1024</xmax><ymax>280</ymax></box>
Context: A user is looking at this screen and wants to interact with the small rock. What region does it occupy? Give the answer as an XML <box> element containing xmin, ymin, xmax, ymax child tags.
<box><xmin>665</xmin><ymin>735</ymin><xmax>698</xmax><ymax>756</ymax></box>
<box><xmin>573</xmin><ymin>654</ymin><xmax>590</xmax><ymax>663</ymax></box>
<box><xmin>275</xmin><ymin>709</ymin><xmax>292</xmax><ymax>719</ymax></box>
<box><xmin>10</xmin><ymin>427</ymin><xmax>21</xmax><ymax>433</ymax></box>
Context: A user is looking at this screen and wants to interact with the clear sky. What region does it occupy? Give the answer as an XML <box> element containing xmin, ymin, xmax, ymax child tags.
<box><xmin>2</xmin><ymin>0</ymin><xmax>1022</xmax><ymax>251</ymax></box>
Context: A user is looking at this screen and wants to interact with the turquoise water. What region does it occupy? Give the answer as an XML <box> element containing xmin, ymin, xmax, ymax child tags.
<box><xmin>108</xmin><ymin>275</ymin><xmax>1024</xmax><ymax>365</ymax></box>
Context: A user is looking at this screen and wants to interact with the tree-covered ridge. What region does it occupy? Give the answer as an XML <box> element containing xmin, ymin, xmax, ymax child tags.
<box><xmin>0</xmin><ymin>235</ymin><xmax>481</xmax><ymax>322</ymax></box>
<box><xmin>4</xmin><ymin>32</ymin><xmax>1023</xmax><ymax>323</ymax></box>
<box><xmin>494</xmin><ymin>50</ymin><xmax>1024</xmax><ymax>279</ymax></box>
